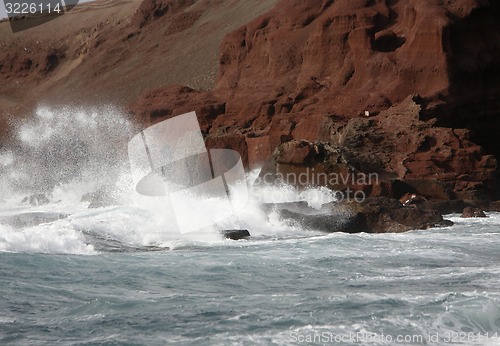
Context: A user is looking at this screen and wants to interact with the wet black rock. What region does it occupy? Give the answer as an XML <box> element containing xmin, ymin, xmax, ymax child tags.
<box><xmin>461</xmin><ymin>207</ymin><xmax>487</xmax><ymax>218</ymax></box>
<box><xmin>221</xmin><ymin>230</ymin><xmax>250</xmax><ymax>240</ymax></box>
<box><xmin>348</xmin><ymin>197</ymin><xmax>454</xmax><ymax>233</ymax></box>
<box><xmin>261</xmin><ymin>199</ymin><xmax>454</xmax><ymax>233</ymax></box>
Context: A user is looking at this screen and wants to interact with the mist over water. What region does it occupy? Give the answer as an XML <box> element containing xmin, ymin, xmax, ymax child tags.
<box><xmin>0</xmin><ymin>105</ymin><xmax>346</xmax><ymax>254</ymax></box>
<box><xmin>0</xmin><ymin>105</ymin><xmax>133</xmax><ymax>194</ymax></box>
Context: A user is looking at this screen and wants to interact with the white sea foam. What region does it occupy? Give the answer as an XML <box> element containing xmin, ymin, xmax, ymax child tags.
<box><xmin>0</xmin><ymin>220</ymin><xmax>95</xmax><ymax>254</ymax></box>
<box><xmin>0</xmin><ymin>106</ymin><xmax>346</xmax><ymax>254</ymax></box>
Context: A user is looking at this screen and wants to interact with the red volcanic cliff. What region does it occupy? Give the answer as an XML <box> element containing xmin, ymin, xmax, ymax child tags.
<box><xmin>130</xmin><ymin>0</ymin><xmax>500</xmax><ymax>202</ymax></box>
<box><xmin>0</xmin><ymin>0</ymin><xmax>498</xmax><ymax>203</ymax></box>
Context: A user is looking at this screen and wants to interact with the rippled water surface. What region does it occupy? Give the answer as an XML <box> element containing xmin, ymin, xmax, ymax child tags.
<box><xmin>1</xmin><ymin>212</ymin><xmax>500</xmax><ymax>345</ymax></box>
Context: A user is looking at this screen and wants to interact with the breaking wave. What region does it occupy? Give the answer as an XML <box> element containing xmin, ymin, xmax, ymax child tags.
<box><xmin>0</xmin><ymin>106</ymin><xmax>345</xmax><ymax>254</ymax></box>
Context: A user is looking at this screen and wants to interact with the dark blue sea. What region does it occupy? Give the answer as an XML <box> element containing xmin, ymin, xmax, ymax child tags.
<box><xmin>1</xmin><ymin>210</ymin><xmax>500</xmax><ymax>345</ymax></box>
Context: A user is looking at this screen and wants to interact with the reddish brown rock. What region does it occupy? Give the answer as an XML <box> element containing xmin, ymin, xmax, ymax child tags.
<box><xmin>340</xmin><ymin>96</ymin><xmax>496</xmax><ymax>200</ymax></box>
<box><xmin>128</xmin><ymin>85</ymin><xmax>225</xmax><ymax>133</ymax></box>
<box><xmin>462</xmin><ymin>207</ymin><xmax>486</xmax><ymax>218</ymax></box>
<box><xmin>274</xmin><ymin>140</ymin><xmax>318</xmax><ymax>165</ymax></box>
<box><xmin>461</xmin><ymin>207</ymin><xmax>487</xmax><ymax>218</ymax></box>
<box><xmin>399</xmin><ymin>193</ymin><xmax>427</xmax><ymax>208</ymax></box>
<box><xmin>205</xmin><ymin>133</ymin><xmax>248</xmax><ymax>168</ymax></box>
<box><xmin>258</xmin><ymin>139</ymin><xmax>382</xmax><ymax>198</ymax></box>
<box><xmin>215</xmin><ymin>0</ymin><xmax>500</xmax><ymax>120</ymax></box>
<box><xmin>0</xmin><ymin>0</ymin><xmax>280</xmax><ymax>119</ymax></box>
<box><xmin>128</xmin><ymin>0</ymin><xmax>500</xmax><ymax>202</ymax></box>
<box><xmin>246</xmin><ymin>136</ymin><xmax>272</xmax><ymax>170</ymax></box>
<box><xmin>253</xmin><ymin>96</ymin><xmax>496</xmax><ymax>201</ymax></box>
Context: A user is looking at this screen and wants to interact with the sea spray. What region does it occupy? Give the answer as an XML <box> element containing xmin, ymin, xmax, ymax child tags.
<box><xmin>0</xmin><ymin>105</ymin><xmax>351</xmax><ymax>253</ymax></box>
<box><xmin>0</xmin><ymin>105</ymin><xmax>134</xmax><ymax>198</ymax></box>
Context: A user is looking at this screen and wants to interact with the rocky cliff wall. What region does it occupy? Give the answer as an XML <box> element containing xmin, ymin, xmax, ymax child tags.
<box><xmin>129</xmin><ymin>0</ymin><xmax>500</xmax><ymax>201</ymax></box>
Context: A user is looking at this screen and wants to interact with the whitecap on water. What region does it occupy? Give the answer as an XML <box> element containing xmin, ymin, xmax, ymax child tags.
<box><xmin>0</xmin><ymin>220</ymin><xmax>95</xmax><ymax>255</ymax></box>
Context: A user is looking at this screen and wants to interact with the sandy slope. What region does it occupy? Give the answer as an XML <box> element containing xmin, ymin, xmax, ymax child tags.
<box><xmin>0</xmin><ymin>0</ymin><xmax>279</xmax><ymax>134</ymax></box>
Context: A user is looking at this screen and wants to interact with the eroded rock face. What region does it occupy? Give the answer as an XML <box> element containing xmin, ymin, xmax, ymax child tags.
<box><xmin>352</xmin><ymin>96</ymin><xmax>497</xmax><ymax>201</ymax></box>
<box><xmin>216</xmin><ymin>0</ymin><xmax>449</xmax><ymax>116</ymax></box>
<box><xmin>257</xmin><ymin>97</ymin><xmax>496</xmax><ymax>201</ymax></box>
<box><xmin>128</xmin><ymin>0</ymin><xmax>500</xmax><ymax>203</ymax></box>
<box><xmin>215</xmin><ymin>0</ymin><xmax>500</xmax><ymax>119</ymax></box>
<box><xmin>128</xmin><ymin>85</ymin><xmax>226</xmax><ymax>134</ymax></box>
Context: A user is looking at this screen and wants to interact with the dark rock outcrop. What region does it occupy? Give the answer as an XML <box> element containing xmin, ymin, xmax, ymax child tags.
<box><xmin>261</xmin><ymin>201</ymin><xmax>361</xmax><ymax>233</ymax></box>
<box><xmin>81</xmin><ymin>185</ymin><xmax>120</xmax><ymax>209</ymax></box>
<box><xmin>0</xmin><ymin>212</ymin><xmax>68</xmax><ymax>228</ymax></box>
<box><xmin>348</xmin><ymin>197</ymin><xmax>453</xmax><ymax>233</ymax></box>
<box><xmin>21</xmin><ymin>193</ymin><xmax>51</xmax><ymax>206</ymax></box>
<box><xmin>420</xmin><ymin>199</ymin><xmax>467</xmax><ymax>215</ymax></box>
<box><xmin>221</xmin><ymin>229</ymin><xmax>250</xmax><ymax>240</ymax></box>
<box><xmin>261</xmin><ymin>199</ymin><xmax>452</xmax><ymax>234</ymax></box>
<box><xmin>399</xmin><ymin>193</ymin><xmax>427</xmax><ymax>208</ymax></box>
<box><xmin>274</xmin><ymin>208</ymin><xmax>367</xmax><ymax>234</ymax></box>
<box><xmin>461</xmin><ymin>207</ymin><xmax>487</xmax><ymax>218</ymax></box>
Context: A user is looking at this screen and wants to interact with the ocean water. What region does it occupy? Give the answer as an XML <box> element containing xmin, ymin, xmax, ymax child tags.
<box><xmin>1</xmin><ymin>107</ymin><xmax>500</xmax><ymax>345</ymax></box>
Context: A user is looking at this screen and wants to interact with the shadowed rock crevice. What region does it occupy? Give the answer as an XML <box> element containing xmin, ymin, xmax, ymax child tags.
<box><xmin>373</xmin><ymin>29</ymin><xmax>405</xmax><ymax>52</ymax></box>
